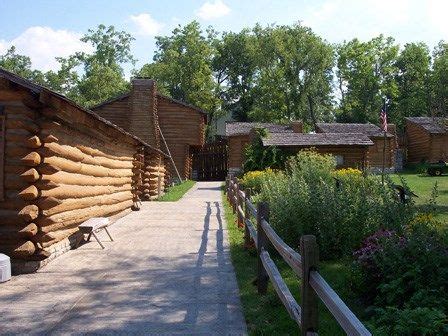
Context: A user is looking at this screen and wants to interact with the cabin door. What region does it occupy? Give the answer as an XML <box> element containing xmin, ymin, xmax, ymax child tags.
<box><xmin>191</xmin><ymin>140</ymin><xmax>228</xmax><ymax>181</ymax></box>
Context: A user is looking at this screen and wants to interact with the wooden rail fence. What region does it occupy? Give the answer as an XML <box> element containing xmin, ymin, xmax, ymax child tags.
<box><xmin>225</xmin><ymin>175</ymin><xmax>371</xmax><ymax>336</ymax></box>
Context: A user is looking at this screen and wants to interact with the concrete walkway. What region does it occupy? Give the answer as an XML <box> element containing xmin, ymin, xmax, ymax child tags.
<box><xmin>0</xmin><ymin>182</ymin><xmax>247</xmax><ymax>336</ymax></box>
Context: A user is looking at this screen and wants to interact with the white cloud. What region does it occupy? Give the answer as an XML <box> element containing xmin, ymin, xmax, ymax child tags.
<box><xmin>196</xmin><ymin>0</ymin><xmax>230</xmax><ymax>20</ymax></box>
<box><xmin>300</xmin><ymin>0</ymin><xmax>448</xmax><ymax>48</ymax></box>
<box><xmin>0</xmin><ymin>26</ymin><xmax>93</xmax><ymax>71</ymax></box>
<box><xmin>130</xmin><ymin>13</ymin><xmax>163</xmax><ymax>36</ymax></box>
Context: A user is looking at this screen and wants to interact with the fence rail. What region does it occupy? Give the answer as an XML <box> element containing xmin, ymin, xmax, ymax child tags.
<box><xmin>225</xmin><ymin>175</ymin><xmax>371</xmax><ymax>336</ymax></box>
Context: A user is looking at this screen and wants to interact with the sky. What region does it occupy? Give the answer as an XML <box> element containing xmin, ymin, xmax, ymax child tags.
<box><xmin>1</xmin><ymin>0</ymin><xmax>447</xmax><ymax>75</ymax></box>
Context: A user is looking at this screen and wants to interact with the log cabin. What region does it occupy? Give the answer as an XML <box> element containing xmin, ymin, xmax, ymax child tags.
<box><xmin>92</xmin><ymin>79</ymin><xmax>207</xmax><ymax>180</ymax></box>
<box><xmin>405</xmin><ymin>117</ymin><xmax>448</xmax><ymax>163</ymax></box>
<box><xmin>0</xmin><ymin>68</ymin><xmax>167</xmax><ymax>273</ymax></box>
<box><xmin>316</xmin><ymin>123</ymin><xmax>397</xmax><ymax>171</ymax></box>
<box><xmin>262</xmin><ymin>132</ymin><xmax>373</xmax><ymax>170</ymax></box>
<box><xmin>225</xmin><ymin>121</ymin><xmax>302</xmax><ymax>174</ymax></box>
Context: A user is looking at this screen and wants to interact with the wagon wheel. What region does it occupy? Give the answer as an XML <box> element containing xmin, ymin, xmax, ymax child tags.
<box><xmin>434</xmin><ymin>169</ymin><xmax>442</xmax><ymax>176</ymax></box>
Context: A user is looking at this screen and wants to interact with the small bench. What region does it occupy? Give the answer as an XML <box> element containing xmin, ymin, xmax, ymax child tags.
<box><xmin>78</xmin><ymin>217</ymin><xmax>113</xmax><ymax>249</ymax></box>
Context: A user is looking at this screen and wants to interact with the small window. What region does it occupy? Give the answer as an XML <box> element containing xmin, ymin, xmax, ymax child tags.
<box><xmin>0</xmin><ymin>106</ymin><xmax>5</xmax><ymax>201</ymax></box>
<box><xmin>335</xmin><ymin>155</ymin><xmax>344</xmax><ymax>166</ymax></box>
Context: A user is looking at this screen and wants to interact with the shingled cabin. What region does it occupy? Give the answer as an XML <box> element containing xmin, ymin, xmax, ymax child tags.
<box><xmin>225</xmin><ymin>121</ymin><xmax>303</xmax><ymax>174</ymax></box>
<box><xmin>261</xmin><ymin>132</ymin><xmax>373</xmax><ymax>170</ymax></box>
<box><xmin>92</xmin><ymin>79</ymin><xmax>207</xmax><ymax>181</ymax></box>
<box><xmin>0</xmin><ymin>69</ymin><xmax>167</xmax><ymax>273</ymax></box>
<box><xmin>316</xmin><ymin>123</ymin><xmax>397</xmax><ymax>171</ymax></box>
<box><xmin>405</xmin><ymin>117</ymin><xmax>448</xmax><ymax>163</ymax></box>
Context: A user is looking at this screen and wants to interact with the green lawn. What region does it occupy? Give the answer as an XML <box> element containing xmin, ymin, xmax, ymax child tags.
<box><xmin>221</xmin><ymin>188</ymin><xmax>367</xmax><ymax>335</ymax></box>
<box><xmin>158</xmin><ymin>180</ymin><xmax>196</xmax><ymax>201</ymax></box>
<box><xmin>390</xmin><ymin>170</ymin><xmax>448</xmax><ymax>223</ymax></box>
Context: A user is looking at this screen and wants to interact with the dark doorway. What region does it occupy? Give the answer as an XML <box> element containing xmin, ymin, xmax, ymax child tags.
<box><xmin>192</xmin><ymin>140</ymin><xmax>228</xmax><ymax>181</ymax></box>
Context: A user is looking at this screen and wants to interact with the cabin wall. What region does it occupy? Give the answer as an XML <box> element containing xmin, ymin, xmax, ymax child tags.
<box><xmin>228</xmin><ymin>135</ymin><xmax>250</xmax><ymax>174</ymax></box>
<box><xmin>92</xmin><ymin>97</ymin><xmax>130</xmax><ymax>131</ymax></box>
<box><xmin>157</xmin><ymin>96</ymin><xmax>206</xmax><ymax>180</ymax></box>
<box><xmin>429</xmin><ymin>134</ymin><xmax>448</xmax><ymax>162</ymax></box>
<box><xmin>406</xmin><ymin>120</ymin><xmax>431</xmax><ymax>163</ymax></box>
<box><xmin>281</xmin><ymin>145</ymin><xmax>369</xmax><ymax>170</ymax></box>
<box><xmin>367</xmin><ymin>137</ymin><xmax>394</xmax><ymax>169</ymax></box>
<box><xmin>0</xmin><ymin>88</ymin><xmax>165</xmax><ymax>269</ymax></box>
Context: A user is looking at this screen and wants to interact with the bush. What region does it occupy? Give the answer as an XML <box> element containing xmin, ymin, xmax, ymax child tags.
<box><xmin>243</xmin><ymin>128</ymin><xmax>288</xmax><ymax>172</ymax></box>
<box><xmin>239</xmin><ymin>168</ymin><xmax>280</xmax><ymax>194</ymax></box>
<box><xmin>353</xmin><ymin>216</ymin><xmax>448</xmax><ymax>333</ymax></box>
<box><xmin>258</xmin><ymin>150</ymin><xmax>415</xmax><ymax>260</ymax></box>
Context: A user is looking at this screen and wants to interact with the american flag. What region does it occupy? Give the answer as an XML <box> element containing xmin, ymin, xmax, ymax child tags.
<box><xmin>380</xmin><ymin>106</ymin><xmax>387</xmax><ymax>133</ymax></box>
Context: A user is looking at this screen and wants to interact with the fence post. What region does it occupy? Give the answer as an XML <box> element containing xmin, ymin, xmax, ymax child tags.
<box><xmin>257</xmin><ymin>201</ymin><xmax>269</xmax><ymax>294</ymax></box>
<box><xmin>225</xmin><ymin>175</ymin><xmax>229</xmax><ymax>195</ymax></box>
<box><xmin>228</xmin><ymin>174</ymin><xmax>234</xmax><ymax>204</ymax></box>
<box><xmin>300</xmin><ymin>235</ymin><xmax>319</xmax><ymax>336</ymax></box>
<box><xmin>232</xmin><ymin>177</ymin><xmax>237</xmax><ymax>214</ymax></box>
<box><xmin>244</xmin><ymin>188</ymin><xmax>251</xmax><ymax>248</ymax></box>
<box><xmin>236</xmin><ymin>181</ymin><xmax>243</xmax><ymax>227</ymax></box>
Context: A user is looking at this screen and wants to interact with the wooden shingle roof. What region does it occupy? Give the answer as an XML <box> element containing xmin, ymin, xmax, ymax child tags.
<box><xmin>316</xmin><ymin>123</ymin><xmax>392</xmax><ymax>138</ymax></box>
<box><xmin>406</xmin><ymin>117</ymin><xmax>448</xmax><ymax>134</ymax></box>
<box><xmin>262</xmin><ymin>133</ymin><xmax>374</xmax><ymax>147</ymax></box>
<box><xmin>225</xmin><ymin>122</ymin><xmax>293</xmax><ymax>137</ymax></box>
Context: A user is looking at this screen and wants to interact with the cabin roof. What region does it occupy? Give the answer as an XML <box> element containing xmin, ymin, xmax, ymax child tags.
<box><xmin>91</xmin><ymin>92</ymin><xmax>208</xmax><ymax>116</ymax></box>
<box><xmin>225</xmin><ymin>122</ymin><xmax>293</xmax><ymax>137</ymax></box>
<box><xmin>406</xmin><ymin>117</ymin><xmax>448</xmax><ymax>134</ymax></box>
<box><xmin>0</xmin><ymin>67</ymin><xmax>166</xmax><ymax>156</ymax></box>
<box><xmin>262</xmin><ymin>132</ymin><xmax>374</xmax><ymax>147</ymax></box>
<box><xmin>316</xmin><ymin>122</ymin><xmax>393</xmax><ymax>138</ymax></box>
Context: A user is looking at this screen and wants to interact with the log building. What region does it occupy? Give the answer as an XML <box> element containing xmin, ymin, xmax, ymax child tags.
<box><xmin>0</xmin><ymin>69</ymin><xmax>167</xmax><ymax>272</ymax></box>
<box><xmin>225</xmin><ymin>122</ymin><xmax>301</xmax><ymax>174</ymax></box>
<box><xmin>316</xmin><ymin>123</ymin><xmax>397</xmax><ymax>171</ymax></box>
<box><xmin>92</xmin><ymin>80</ymin><xmax>207</xmax><ymax>180</ymax></box>
<box><xmin>405</xmin><ymin>117</ymin><xmax>448</xmax><ymax>163</ymax></box>
<box><xmin>262</xmin><ymin>132</ymin><xmax>373</xmax><ymax>170</ymax></box>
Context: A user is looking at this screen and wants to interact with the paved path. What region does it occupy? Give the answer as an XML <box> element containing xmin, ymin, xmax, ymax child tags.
<box><xmin>0</xmin><ymin>182</ymin><xmax>247</xmax><ymax>335</ymax></box>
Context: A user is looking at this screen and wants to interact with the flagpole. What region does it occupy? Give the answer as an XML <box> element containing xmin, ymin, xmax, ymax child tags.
<box><xmin>381</xmin><ymin>99</ymin><xmax>387</xmax><ymax>184</ymax></box>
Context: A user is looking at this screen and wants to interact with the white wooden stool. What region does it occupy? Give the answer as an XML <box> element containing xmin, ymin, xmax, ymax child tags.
<box><xmin>78</xmin><ymin>217</ymin><xmax>113</xmax><ymax>249</ymax></box>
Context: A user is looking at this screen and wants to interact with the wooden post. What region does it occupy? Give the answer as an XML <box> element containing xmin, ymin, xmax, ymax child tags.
<box><xmin>225</xmin><ymin>175</ymin><xmax>229</xmax><ymax>195</ymax></box>
<box><xmin>236</xmin><ymin>180</ymin><xmax>243</xmax><ymax>227</ymax></box>
<box><xmin>300</xmin><ymin>235</ymin><xmax>319</xmax><ymax>335</ymax></box>
<box><xmin>244</xmin><ymin>188</ymin><xmax>251</xmax><ymax>248</ymax></box>
<box><xmin>257</xmin><ymin>202</ymin><xmax>269</xmax><ymax>294</ymax></box>
<box><xmin>232</xmin><ymin>177</ymin><xmax>237</xmax><ymax>214</ymax></box>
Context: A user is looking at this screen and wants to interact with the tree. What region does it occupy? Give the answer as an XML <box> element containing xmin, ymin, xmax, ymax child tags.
<box><xmin>248</xmin><ymin>24</ymin><xmax>334</xmax><ymax>127</ymax></box>
<box><xmin>0</xmin><ymin>46</ymin><xmax>45</xmax><ymax>84</ymax></box>
<box><xmin>431</xmin><ymin>41</ymin><xmax>448</xmax><ymax>116</ymax></box>
<box><xmin>393</xmin><ymin>42</ymin><xmax>431</xmax><ymax>128</ymax></box>
<box><xmin>138</xmin><ymin>21</ymin><xmax>219</xmax><ymax>115</ymax></box>
<box><xmin>212</xmin><ymin>29</ymin><xmax>257</xmax><ymax>121</ymax></box>
<box><xmin>336</xmin><ymin>35</ymin><xmax>399</xmax><ymax>123</ymax></box>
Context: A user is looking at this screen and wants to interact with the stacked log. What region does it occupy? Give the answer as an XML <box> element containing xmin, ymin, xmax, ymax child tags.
<box><xmin>0</xmin><ymin>104</ymin><xmax>39</xmax><ymax>259</ymax></box>
<box><xmin>141</xmin><ymin>150</ymin><xmax>165</xmax><ymax>201</ymax></box>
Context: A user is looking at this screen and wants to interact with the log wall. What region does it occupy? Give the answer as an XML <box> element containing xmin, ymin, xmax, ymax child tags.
<box><xmin>0</xmin><ymin>84</ymin><xmax>165</xmax><ymax>264</ymax></box>
<box><xmin>228</xmin><ymin>135</ymin><xmax>250</xmax><ymax>171</ymax></box>
<box><xmin>406</xmin><ymin>120</ymin><xmax>431</xmax><ymax>163</ymax></box>
<box><xmin>367</xmin><ymin>137</ymin><xmax>395</xmax><ymax>168</ymax></box>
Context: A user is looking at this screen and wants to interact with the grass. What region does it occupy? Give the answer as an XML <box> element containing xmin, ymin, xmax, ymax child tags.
<box><xmin>221</xmin><ymin>187</ymin><xmax>367</xmax><ymax>335</ymax></box>
<box><xmin>390</xmin><ymin>169</ymin><xmax>448</xmax><ymax>223</ymax></box>
<box><xmin>158</xmin><ymin>180</ymin><xmax>196</xmax><ymax>201</ymax></box>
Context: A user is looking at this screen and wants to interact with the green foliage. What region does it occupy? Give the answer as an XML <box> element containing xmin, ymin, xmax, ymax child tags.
<box><xmin>370</xmin><ymin>307</ymin><xmax>448</xmax><ymax>336</ymax></box>
<box><xmin>432</xmin><ymin>41</ymin><xmax>448</xmax><ymax>116</ymax></box>
<box><xmin>393</xmin><ymin>42</ymin><xmax>431</xmax><ymax>128</ymax></box>
<box><xmin>137</xmin><ymin>21</ymin><xmax>219</xmax><ymax>117</ymax></box>
<box><xmin>243</xmin><ymin>128</ymin><xmax>287</xmax><ymax>172</ymax></box>
<box><xmin>0</xmin><ymin>46</ymin><xmax>45</xmax><ymax>84</ymax></box>
<box><xmin>239</xmin><ymin>168</ymin><xmax>280</xmax><ymax>194</ymax></box>
<box><xmin>336</xmin><ymin>35</ymin><xmax>399</xmax><ymax>123</ymax></box>
<box><xmin>353</xmin><ymin>215</ymin><xmax>448</xmax><ymax>334</ymax></box>
<box><xmin>257</xmin><ymin>150</ymin><xmax>414</xmax><ymax>260</ymax></box>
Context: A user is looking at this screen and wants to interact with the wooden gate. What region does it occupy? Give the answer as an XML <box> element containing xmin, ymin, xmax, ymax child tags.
<box><xmin>192</xmin><ymin>140</ymin><xmax>228</xmax><ymax>181</ymax></box>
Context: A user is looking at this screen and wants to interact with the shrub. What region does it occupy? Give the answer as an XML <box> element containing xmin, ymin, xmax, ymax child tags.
<box><xmin>243</xmin><ymin>128</ymin><xmax>288</xmax><ymax>172</ymax></box>
<box><xmin>353</xmin><ymin>216</ymin><xmax>448</xmax><ymax>333</ymax></box>
<box><xmin>258</xmin><ymin>150</ymin><xmax>414</xmax><ymax>260</ymax></box>
<box><xmin>239</xmin><ymin>168</ymin><xmax>280</xmax><ymax>194</ymax></box>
